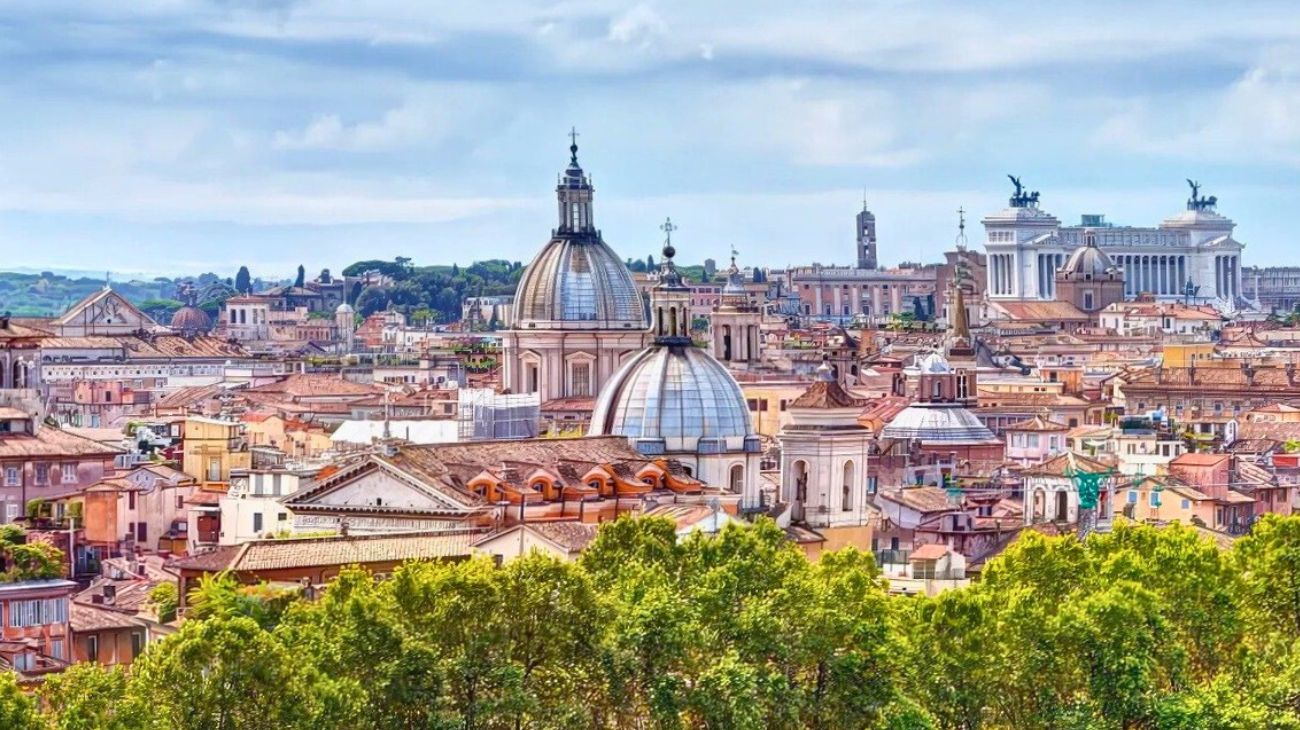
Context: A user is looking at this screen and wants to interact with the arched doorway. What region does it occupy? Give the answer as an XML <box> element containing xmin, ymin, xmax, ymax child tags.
<box><xmin>729</xmin><ymin>464</ymin><xmax>744</xmax><ymax>494</ymax></box>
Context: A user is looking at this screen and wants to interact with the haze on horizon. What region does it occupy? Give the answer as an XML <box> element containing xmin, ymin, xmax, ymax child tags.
<box><xmin>1</xmin><ymin>0</ymin><xmax>1299</xmax><ymax>277</ymax></box>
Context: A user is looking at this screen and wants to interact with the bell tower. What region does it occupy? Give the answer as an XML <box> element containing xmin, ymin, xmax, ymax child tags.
<box><xmin>856</xmin><ymin>195</ymin><xmax>877</xmax><ymax>270</ymax></box>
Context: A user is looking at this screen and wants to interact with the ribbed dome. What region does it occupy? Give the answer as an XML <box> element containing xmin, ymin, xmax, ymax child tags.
<box><xmin>1061</xmin><ymin>241</ymin><xmax>1117</xmax><ymax>277</ymax></box>
<box><xmin>169</xmin><ymin>305</ymin><xmax>211</xmax><ymax>334</ymax></box>
<box><xmin>513</xmin><ymin>238</ymin><xmax>647</xmax><ymax>329</ymax></box>
<box><xmin>879</xmin><ymin>405</ymin><xmax>997</xmax><ymax>444</ymax></box>
<box><xmin>590</xmin><ymin>345</ymin><xmax>753</xmax><ymax>445</ymax></box>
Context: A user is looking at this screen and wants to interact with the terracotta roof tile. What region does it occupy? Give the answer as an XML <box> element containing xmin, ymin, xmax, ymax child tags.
<box><xmin>172</xmin><ymin>530</ymin><xmax>480</xmax><ymax>573</ymax></box>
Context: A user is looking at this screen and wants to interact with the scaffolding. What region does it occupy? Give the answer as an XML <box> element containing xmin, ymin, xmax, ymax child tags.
<box><xmin>456</xmin><ymin>388</ymin><xmax>539</xmax><ymax>441</ymax></box>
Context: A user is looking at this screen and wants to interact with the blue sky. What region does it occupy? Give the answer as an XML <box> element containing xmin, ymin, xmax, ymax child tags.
<box><xmin>1</xmin><ymin>1</ymin><xmax>1299</xmax><ymax>278</ymax></box>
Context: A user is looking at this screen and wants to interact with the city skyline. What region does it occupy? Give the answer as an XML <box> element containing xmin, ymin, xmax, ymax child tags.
<box><xmin>2</xmin><ymin>1</ymin><xmax>1299</xmax><ymax>274</ymax></box>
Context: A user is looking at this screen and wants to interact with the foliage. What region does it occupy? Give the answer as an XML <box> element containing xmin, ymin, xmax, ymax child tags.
<box><xmin>0</xmin><ymin>524</ymin><xmax>24</xmax><ymax>546</ymax></box>
<box><xmin>185</xmin><ymin>572</ymin><xmax>297</xmax><ymax>630</ymax></box>
<box><xmin>150</xmin><ymin>581</ymin><xmax>179</xmax><ymax>624</ymax></box>
<box><xmin>40</xmin><ymin>662</ymin><xmax>132</xmax><ymax>730</ymax></box>
<box><xmin>235</xmin><ymin>266</ymin><xmax>252</xmax><ymax>294</ymax></box>
<box><xmin>0</xmin><ymin>535</ymin><xmax>64</xmax><ymax>582</ymax></box>
<box><xmin>138</xmin><ymin>298</ymin><xmax>184</xmax><ymax>320</ymax></box>
<box><xmin>0</xmin><ymin>670</ymin><xmax>41</xmax><ymax>730</ymax></box>
<box><xmin>4</xmin><ymin>517</ymin><xmax>1300</xmax><ymax>728</ymax></box>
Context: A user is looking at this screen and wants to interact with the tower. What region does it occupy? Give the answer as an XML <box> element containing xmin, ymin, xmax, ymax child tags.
<box><xmin>709</xmin><ymin>248</ymin><xmax>763</xmax><ymax>366</ymax></box>
<box><xmin>856</xmin><ymin>196</ymin><xmax>878</xmax><ymax>270</ymax></box>
<box><xmin>779</xmin><ymin>356</ymin><xmax>872</xmax><ymax>538</ymax></box>
<box><xmin>335</xmin><ymin>302</ymin><xmax>356</xmax><ymax>353</ymax></box>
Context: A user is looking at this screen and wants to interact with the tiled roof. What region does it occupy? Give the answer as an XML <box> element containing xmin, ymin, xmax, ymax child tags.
<box><xmin>1171</xmin><ymin>452</ymin><xmax>1230</xmax><ymax>467</ymax></box>
<box><xmin>1021</xmin><ymin>452</ymin><xmax>1111</xmax><ymax>477</ymax></box>
<box><xmin>877</xmin><ymin>486</ymin><xmax>958</xmax><ymax>513</ymax></box>
<box><xmin>789</xmin><ymin>380</ymin><xmax>868</xmax><ymax>409</ymax></box>
<box><xmin>246</xmin><ymin>374</ymin><xmax>381</xmax><ymax>397</ymax></box>
<box><xmin>0</xmin><ymin>426</ymin><xmax>125</xmax><ymax>458</ymax></box>
<box><xmin>910</xmin><ymin>543</ymin><xmax>952</xmax><ymax>561</ymax></box>
<box><xmin>172</xmin><ymin>530</ymin><xmax>481</xmax><ymax>573</ymax></box>
<box><xmin>70</xmin><ymin>602</ymin><xmax>145</xmax><ymax>632</ymax></box>
<box><xmin>992</xmin><ymin>301</ymin><xmax>1091</xmax><ymax>322</ymax></box>
<box><xmin>1125</xmin><ymin>366</ymin><xmax>1300</xmax><ymax>391</ymax></box>
<box><xmin>1003</xmin><ymin>415</ymin><xmax>1069</xmax><ymax>432</ymax></box>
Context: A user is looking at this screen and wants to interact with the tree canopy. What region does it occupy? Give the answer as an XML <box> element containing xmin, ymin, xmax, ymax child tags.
<box><xmin>10</xmin><ymin>516</ymin><xmax>1300</xmax><ymax>729</ymax></box>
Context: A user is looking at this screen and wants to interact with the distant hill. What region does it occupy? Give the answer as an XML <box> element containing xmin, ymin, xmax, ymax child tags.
<box><xmin>0</xmin><ymin>272</ymin><xmax>170</xmax><ymax>317</ymax></box>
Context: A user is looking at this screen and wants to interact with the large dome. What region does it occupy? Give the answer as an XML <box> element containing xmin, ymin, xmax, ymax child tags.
<box><xmin>513</xmin><ymin>238</ymin><xmax>646</xmax><ymax>329</ymax></box>
<box><xmin>590</xmin><ymin>345</ymin><xmax>753</xmax><ymax>449</ymax></box>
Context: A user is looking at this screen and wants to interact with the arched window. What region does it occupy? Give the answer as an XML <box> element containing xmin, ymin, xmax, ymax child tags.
<box><xmin>842</xmin><ymin>461</ymin><xmax>855</xmax><ymax>511</ymax></box>
<box><xmin>729</xmin><ymin>464</ymin><xmax>744</xmax><ymax>493</ymax></box>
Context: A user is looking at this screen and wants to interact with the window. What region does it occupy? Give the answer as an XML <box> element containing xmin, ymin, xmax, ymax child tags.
<box><xmin>8</xmin><ymin>598</ymin><xmax>68</xmax><ymax>628</ymax></box>
<box><xmin>61</xmin><ymin>463</ymin><xmax>76</xmax><ymax>483</ymax></box>
<box><xmin>569</xmin><ymin>361</ymin><xmax>592</xmax><ymax>398</ymax></box>
<box><xmin>34</xmin><ymin>463</ymin><xmax>48</xmax><ymax>486</ymax></box>
<box><xmin>729</xmin><ymin>464</ymin><xmax>744</xmax><ymax>493</ymax></box>
<box><xmin>278</xmin><ymin>512</ymin><xmax>288</xmax><ymax>522</ymax></box>
<box><xmin>1149</xmin><ymin>491</ymin><xmax>1161</xmax><ymax>507</ymax></box>
<box><xmin>1181</xmin><ymin>499</ymin><xmax>1190</xmax><ymax>509</ymax></box>
<box><xmin>131</xmin><ymin>632</ymin><xmax>144</xmax><ymax>658</ymax></box>
<box><xmin>12</xmin><ymin>653</ymin><xmax>32</xmax><ymax>671</ymax></box>
<box><xmin>1128</xmin><ymin>490</ymin><xmax>1138</xmax><ymax>504</ymax></box>
<box><xmin>207</xmin><ymin>457</ymin><xmax>221</xmax><ymax>483</ymax></box>
<box><xmin>87</xmin><ymin>635</ymin><xmax>98</xmax><ymax>663</ymax></box>
<box><xmin>128</xmin><ymin>491</ymin><xmax>136</xmax><ymax>510</ymax></box>
<box><xmin>5</xmin><ymin>502</ymin><xmax>17</xmax><ymax>522</ymax></box>
<box><xmin>252</xmin><ymin>513</ymin><xmax>263</xmax><ymax>533</ymax></box>
<box><xmin>4</xmin><ymin>467</ymin><xmax>17</xmax><ymax>487</ymax></box>
<box><xmin>51</xmin><ymin>638</ymin><xmax>64</xmax><ymax>660</ymax></box>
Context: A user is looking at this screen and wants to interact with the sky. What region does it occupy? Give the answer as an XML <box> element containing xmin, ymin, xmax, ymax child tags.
<box><xmin>1</xmin><ymin>0</ymin><xmax>1299</xmax><ymax>279</ymax></box>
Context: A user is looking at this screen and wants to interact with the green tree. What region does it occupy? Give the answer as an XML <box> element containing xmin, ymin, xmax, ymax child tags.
<box><xmin>125</xmin><ymin>615</ymin><xmax>315</xmax><ymax>730</ymax></box>
<box><xmin>0</xmin><ymin>671</ymin><xmax>40</xmax><ymax>730</ymax></box>
<box><xmin>41</xmin><ymin>662</ymin><xmax>132</xmax><ymax>730</ymax></box>
<box><xmin>355</xmin><ymin>286</ymin><xmax>390</xmax><ymax>317</ymax></box>
<box><xmin>235</xmin><ymin>266</ymin><xmax>251</xmax><ymax>294</ymax></box>
<box><xmin>1234</xmin><ymin>514</ymin><xmax>1300</xmax><ymax>635</ymax></box>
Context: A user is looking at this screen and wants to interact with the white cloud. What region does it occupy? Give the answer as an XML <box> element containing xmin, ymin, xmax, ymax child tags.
<box><xmin>607</xmin><ymin>3</ymin><xmax>667</xmax><ymax>48</ymax></box>
<box><xmin>272</xmin><ymin>97</ymin><xmax>448</xmax><ymax>151</ymax></box>
<box><xmin>1094</xmin><ymin>56</ymin><xmax>1300</xmax><ymax>166</ymax></box>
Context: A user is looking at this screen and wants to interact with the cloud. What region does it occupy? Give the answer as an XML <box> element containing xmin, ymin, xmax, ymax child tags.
<box><xmin>607</xmin><ymin>4</ymin><xmax>668</xmax><ymax>49</ymax></box>
<box><xmin>271</xmin><ymin>95</ymin><xmax>455</xmax><ymax>152</ymax></box>
<box><xmin>1093</xmin><ymin>55</ymin><xmax>1300</xmax><ymax>166</ymax></box>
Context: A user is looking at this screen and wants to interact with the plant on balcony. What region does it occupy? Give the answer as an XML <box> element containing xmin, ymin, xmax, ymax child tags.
<box><xmin>0</xmin><ymin>536</ymin><xmax>64</xmax><ymax>583</ymax></box>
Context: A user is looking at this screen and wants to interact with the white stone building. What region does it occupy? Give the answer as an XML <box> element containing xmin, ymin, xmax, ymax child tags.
<box><xmin>983</xmin><ymin>180</ymin><xmax>1245</xmax><ymax>306</ymax></box>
